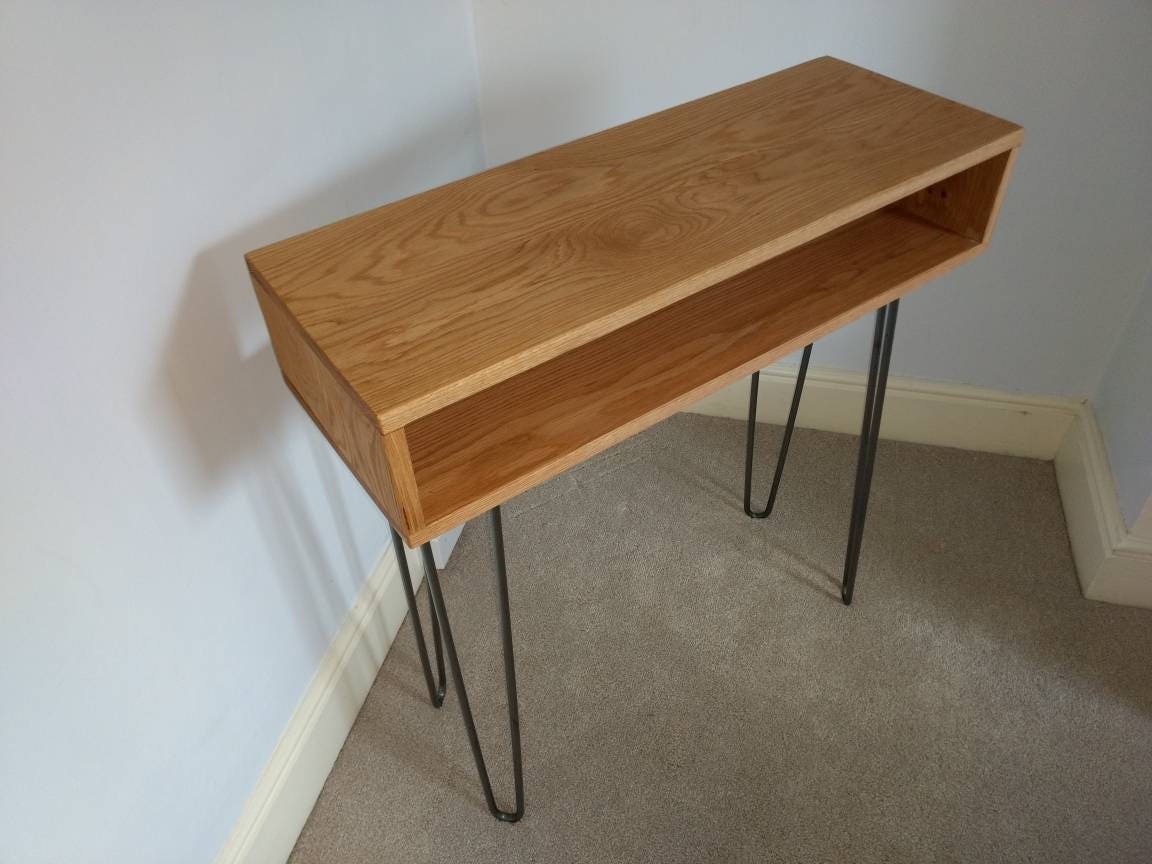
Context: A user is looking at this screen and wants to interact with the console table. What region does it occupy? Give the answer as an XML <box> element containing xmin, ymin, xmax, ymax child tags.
<box><xmin>247</xmin><ymin>56</ymin><xmax>1021</xmax><ymax>822</ymax></box>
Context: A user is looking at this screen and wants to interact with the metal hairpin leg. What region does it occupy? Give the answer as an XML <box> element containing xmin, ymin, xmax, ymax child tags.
<box><xmin>422</xmin><ymin>506</ymin><xmax>525</xmax><ymax>823</ymax></box>
<box><xmin>390</xmin><ymin>526</ymin><xmax>447</xmax><ymax>707</ymax></box>
<box><xmin>841</xmin><ymin>299</ymin><xmax>899</xmax><ymax>606</ymax></box>
<box><xmin>744</xmin><ymin>343</ymin><xmax>812</xmax><ymax>518</ymax></box>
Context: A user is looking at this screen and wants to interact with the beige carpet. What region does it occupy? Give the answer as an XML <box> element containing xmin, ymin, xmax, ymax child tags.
<box><xmin>289</xmin><ymin>413</ymin><xmax>1152</xmax><ymax>863</ymax></box>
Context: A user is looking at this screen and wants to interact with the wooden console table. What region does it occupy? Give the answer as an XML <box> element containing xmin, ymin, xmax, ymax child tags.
<box><xmin>247</xmin><ymin>56</ymin><xmax>1021</xmax><ymax>822</ymax></box>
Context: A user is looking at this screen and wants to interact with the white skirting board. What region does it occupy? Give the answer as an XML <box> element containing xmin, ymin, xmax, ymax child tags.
<box><xmin>1054</xmin><ymin>405</ymin><xmax>1152</xmax><ymax>609</ymax></box>
<box><xmin>212</xmin><ymin>541</ymin><xmax>435</xmax><ymax>864</ymax></box>
<box><xmin>687</xmin><ymin>363</ymin><xmax>1080</xmax><ymax>460</ymax></box>
<box><xmin>689</xmin><ymin>363</ymin><xmax>1152</xmax><ymax>607</ymax></box>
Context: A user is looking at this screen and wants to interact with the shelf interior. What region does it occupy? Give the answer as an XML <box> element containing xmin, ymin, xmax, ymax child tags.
<box><xmin>405</xmin><ymin>203</ymin><xmax>981</xmax><ymax>533</ymax></box>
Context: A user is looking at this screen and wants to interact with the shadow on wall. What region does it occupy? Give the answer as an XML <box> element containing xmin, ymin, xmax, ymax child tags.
<box><xmin>148</xmin><ymin>99</ymin><xmax>485</xmax><ymax>651</ymax></box>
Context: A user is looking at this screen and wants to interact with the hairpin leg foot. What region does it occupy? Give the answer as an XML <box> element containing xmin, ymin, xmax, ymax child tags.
<box><xmin>841</xmin><ymin>299</ymin><xmax>899</xmax><ymax>606</ymax></box>
<box><xmin>391</xmin><ymin>526</ymin><xmax>447</xmax><ymax>707</ymax></box>
<box><xmin>422</xmin><ymin>506</ymin><xmax>525</xmax><ymax>823</ymax></box>
<box><xmin>744</xmin><ymin>343</ymin><xmax>812</xmax><ymax>518</ymax></box>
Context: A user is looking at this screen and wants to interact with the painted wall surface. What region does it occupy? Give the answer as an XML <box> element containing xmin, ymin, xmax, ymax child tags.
<box><xmin>471</xmin><ymin>0</ymin><xmax>1152</xmax><ymax>398</ymax></box>
<box><xmin>1095</xmin><ymin>273</ymin><xmax>1152</xmax><ymax>529</ymax></box>
<box><xmin>0</xmin><ymin>2</ymin><xmax>482</xmax><ymax>862</ymax></box>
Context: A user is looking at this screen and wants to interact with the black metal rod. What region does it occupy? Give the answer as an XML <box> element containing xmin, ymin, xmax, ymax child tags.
<box><xmin>390</xmin><ymin>526</ymin><xmax>446</xmax><ymax>708</ymax></box>
<box><xmin>841</xmin><ymin>300</ymin><xmax>899</xmax><ymax>605</ymax></box>
<box><xmin>744</xmin><ymin>344</ymin><xmax>813</xmax><ymax>518</ymax></box>
<box><xmin>843</xmin><ymin>307</ymin><xmax>889</xmax><ymax>567</ymax></box>
<box><xmin>422</xmin><ymin>507</ymin><xmax>525</xmax><ymax>823</ymax></box>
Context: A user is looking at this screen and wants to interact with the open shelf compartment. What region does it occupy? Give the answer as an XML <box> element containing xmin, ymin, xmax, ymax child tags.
<box><xmin>403</xmin><ymin>151</ymin><xmax>1013</xmax><ymax>538</ymax></box>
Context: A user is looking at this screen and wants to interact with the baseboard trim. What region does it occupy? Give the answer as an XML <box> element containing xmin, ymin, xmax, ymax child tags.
<box><xmin>688</xmin><ymin>364</ymin><xmax>1152</xmax><ymax>607</ymax></box>
<box><xmin>686</xmin><ymin>363</ymin><xmax>1079</xmax><ymax>459</ymax></box>
<box><xmin>1054</xmin><ymin>404</ymin><xmax>1152</xmax><ymax>609</ymax></box>
<box><xmin>213</xmin><ymin>542</ymin><xmax>431</xmax><ymax>864</ymax></box>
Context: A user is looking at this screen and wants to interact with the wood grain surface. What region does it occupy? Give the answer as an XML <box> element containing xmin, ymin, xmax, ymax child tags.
<box><xmin>247</xmin><ymin>56</ymin><xmax>1022</xmax><ymax>432</ymax></box>
<box><xmin>403</xmin><ymin>207</ymin><xmax>983</xmax><ymax>543</ymax></box>
<box><xmin>253</xmin><ymin>283</ymin><xmax>421</xmax><ymax>532</ymax></box>
<box><xmin>897</xmin><ymin>149</ymin><xmax>1017</xmax><ymax>241</ymax></box>
<box><xmin>249</xmin><ymin>57</ymin><xmax>1022</xmax><ymax>544</ymax></box>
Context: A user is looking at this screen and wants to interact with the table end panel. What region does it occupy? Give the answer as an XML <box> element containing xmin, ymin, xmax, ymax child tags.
<box><xmin>252</xmin><ymin>278</ymin><xmax>426</xmax><ymax>542</ymax></box>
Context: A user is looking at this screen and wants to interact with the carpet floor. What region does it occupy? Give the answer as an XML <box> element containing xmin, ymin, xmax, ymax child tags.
<box><xmin>289</xmin><ymin>413</ymin><xmax>1152</xmax><ymax>863</ymax></box>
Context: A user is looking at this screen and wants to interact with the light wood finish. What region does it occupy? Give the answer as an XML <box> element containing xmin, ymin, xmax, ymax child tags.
<box><xmin>406</xmin><ymin>208</ymin><xmax>981</xmax><ymax>542</ymax></box>
<box><xmin>896</xmin><ymin>148</ymin><xmax>1017</xmax><ymax>241</ymax></box>
<box><xmin>249</xmin><ymin>56</ymin><xmax>1021</xmax><ymax>546</ymax></box>
<box><xmin>248</xmin><ymin>57</ymin><xmax>1021</xmax><ymax>432</ymax></box>
<box><xmin>381</xmin><ymin>428</ymin><xmax>424</xmax><ymax>530</ymax></box>
<box><xmin>254</xmin><ymin>284</ymin><xmax>422</xmax><ymax>533</ymax></box>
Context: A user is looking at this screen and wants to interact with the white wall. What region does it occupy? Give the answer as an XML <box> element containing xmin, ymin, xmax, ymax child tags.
<box><xmin>0</xmin><ymin>2</ymin><xmax>482</xmax><ymax>862</ymax></box>
<box><xmin>1095</xmin><ymin>272</ymin><xmax>1152</xmax><ymax>530</ymax></box>
<box><xmin>471</xmin><ymin>0</ymin><xmax>1152</xmax><ymax>398</ymax></box>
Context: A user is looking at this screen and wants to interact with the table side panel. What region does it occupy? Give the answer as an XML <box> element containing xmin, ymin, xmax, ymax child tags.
<box><xmin>896</xmin><ymin>148</ymin><xmax>1017</xmax><ymax>242</ymax></box>
<box><xmin>253</xmin><ymin>280</ymin><xmax>424</xmax><ymax>537</ymax></box>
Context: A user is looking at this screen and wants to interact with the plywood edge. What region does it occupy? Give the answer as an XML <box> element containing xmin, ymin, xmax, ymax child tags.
<box><xmin>380</xmin><ymin>429</ymin><xmax>425</xmax><ymax>543</ymax></box>
<box><xmin>408</xmin><ymin>241</ymin><xmax>983</xmax><ymax>544</ymax></box>
<box><xmin>372</xmin><ymin>133</ymin><xmax>1023</xmax><ymax>434</ymax></box>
